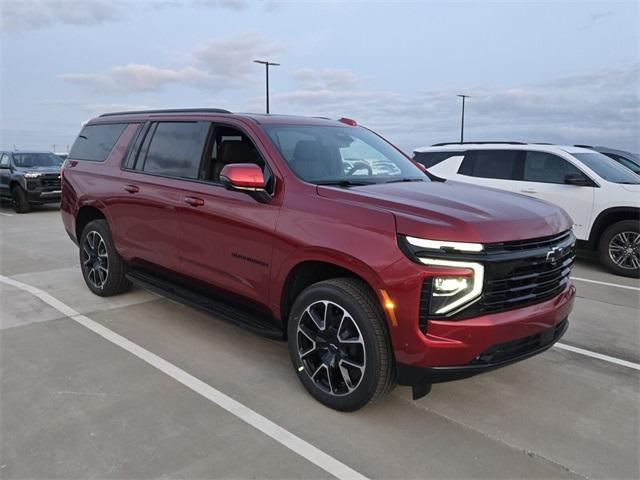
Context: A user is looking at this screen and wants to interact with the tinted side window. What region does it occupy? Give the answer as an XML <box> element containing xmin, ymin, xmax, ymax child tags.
<box><xmin>414</xmin><ymin>151</ymin><xmax>464</xmax><ymax>168</ymax></box>
<box><xmin>69</xmin><ymin>123</ymin><xmax>128</xmax><ymax>161</ymax></box>
<box><xmin>141</xmin><ymin>122</ymin><xmax>208</xmax><ymax>179</ymax></box>
<box><xmin>524</xmin><ymin>151</ymin><xmax>584</xmax><ymax>184</ymax></box>
<box><xmin>458</xmin><ymin>150</ymin><xmax>521</xmax><ymax>180</ymax></box>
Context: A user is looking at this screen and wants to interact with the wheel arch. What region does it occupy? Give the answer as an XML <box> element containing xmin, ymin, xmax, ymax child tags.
<box><xmin>75</xmin><ymin>204</ymin><xmax>107</xmax><ymax>241</ymax></box>
<box><xmin>277</xmin><ymin>254</ymin><xmax>388</xmax><ymax>337</ymax></box>
<box><xmin>588</xmin><ymin>207</ymin><xmax>640</xmax><ymax>250</ymax></box>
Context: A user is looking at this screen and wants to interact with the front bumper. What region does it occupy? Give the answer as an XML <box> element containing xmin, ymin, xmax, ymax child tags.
<box><xmin>397</xmin><ymin>316</ymin><xmax>569</xmax><ymax>385</ymax></box>
<box><xmin>25</xmin><ymin>174</ymin><xmax>62</xmax><ymax>203</ymax></box>
<box><xmin>27</xmin><ymin>189</ymin><xmax>61</xmax><ymax>203</ymax></box>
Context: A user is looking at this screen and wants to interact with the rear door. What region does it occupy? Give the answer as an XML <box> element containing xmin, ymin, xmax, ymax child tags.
<box><xmin>113</xmin><ymin>120</ymin><xmax>209</xmax><ymax>271</ymax></box>
<box><xmin>177</xmin><ymin>121</ymin><xmax>280</xmax><ymax>305</ymax></box>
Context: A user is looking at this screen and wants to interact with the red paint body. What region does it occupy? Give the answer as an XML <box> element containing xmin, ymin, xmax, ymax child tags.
<box><xmin>61</xmin><ymin>112</ymin><xmax>575</xmax><ymax>375</ymax></box>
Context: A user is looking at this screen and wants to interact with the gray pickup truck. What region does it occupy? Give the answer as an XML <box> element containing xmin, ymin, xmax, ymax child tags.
<box><xmin>0</xmin><ymin>151</ymin><xmax>63</xmax><ymax>213</ymax></box>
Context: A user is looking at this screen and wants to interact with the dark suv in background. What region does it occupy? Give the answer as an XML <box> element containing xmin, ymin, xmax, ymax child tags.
<box><xmin>61</xmin><ymin>109</ymin><xmax>576</xmax><ymax>411</ymax></box>
<box><xmin>0</xmin><ymin>151</ymin><xmax>63</xmax><ymax>213</ymax></box>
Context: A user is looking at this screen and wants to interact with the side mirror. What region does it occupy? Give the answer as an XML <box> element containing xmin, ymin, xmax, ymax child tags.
<box><xmin>219</xmin><ymin>163</ymin><xmax>271</xmax><ymax>203</ymax></box>
<box><xmin>564</xmin><ymin>173</ymin><xmax>592</xmax><ymax>186</ymax></box>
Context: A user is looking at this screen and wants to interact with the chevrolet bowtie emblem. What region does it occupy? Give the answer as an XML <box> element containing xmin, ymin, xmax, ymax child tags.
<box><xmin>546</xmin><ymin>246</ymin><xmax>563</xmax><ymax>264</ymax></box>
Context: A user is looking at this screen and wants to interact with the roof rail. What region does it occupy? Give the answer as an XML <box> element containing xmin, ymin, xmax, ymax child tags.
<box><xmin>431</xmin><ymin>141</ymin><xmax>527</xmax><ymax>147</ymax></box>
<box><xmin>99</xmin><ymin>108</ymin><xmax>232</xmax><ymax>117</ymax></box>
<box><xmin>574</xmin><ymin>144</ymin><xmax>593</xmax><ymax>148</ymax></box>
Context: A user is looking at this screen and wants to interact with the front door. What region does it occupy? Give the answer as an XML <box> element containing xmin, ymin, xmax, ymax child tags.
<box><xmin>514</xmin><ymin>151</ymin><xmax>595</xmax><ymax>239</ymax></box>
<box><xmin>177</xmin><ymin>123</ymin><xmax>280</xmax><ymax>305</ymax></box>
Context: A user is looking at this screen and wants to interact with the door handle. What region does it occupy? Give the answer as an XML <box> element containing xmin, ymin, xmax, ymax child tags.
<box><xmin>184</xmin><ymin>196</ymin><xmax>204</xmax><ymax>207</ymax></box>
<box><xmin>521</xmin><ymin>188</ymin><xmax>538</xmax><ymax>194</ymax></box>
<box><xmin>124</xmin><ymin>184</ymin><xmax>139</xmax><ymax>194</ymax></box>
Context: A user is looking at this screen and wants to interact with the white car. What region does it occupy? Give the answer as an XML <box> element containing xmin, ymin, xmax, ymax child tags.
<box><xmin>413</xmin><ymin>143</ymin><xmax>640</xmax><ymax>277</ymax></box>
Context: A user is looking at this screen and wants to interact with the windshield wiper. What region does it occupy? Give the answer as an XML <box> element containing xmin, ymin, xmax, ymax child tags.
<box><xmin>384</xmin><ymin>177</ymin><xmax>425</xmax><ymax>184</ymax></box>
<box><xmin>315</xmin><ymin>179</ymin><xmax>376</xmax><ymax>187</ymax></box>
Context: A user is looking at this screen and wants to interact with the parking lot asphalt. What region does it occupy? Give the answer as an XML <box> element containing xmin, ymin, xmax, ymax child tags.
<box><xmin>1</xmin><ymin>204</ymin><xmax>638</xmax><ymax>479</ymax></box>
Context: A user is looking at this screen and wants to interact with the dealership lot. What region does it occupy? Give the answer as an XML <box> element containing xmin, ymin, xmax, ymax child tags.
<box><xmin>1</xmin><ymin>205</ymin><xmax>638</xmax><ymax>479</ymax></box>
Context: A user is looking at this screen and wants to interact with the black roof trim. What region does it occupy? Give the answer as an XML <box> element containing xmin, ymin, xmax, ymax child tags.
<box><xmin>574</xmin><ymin>144</ymin><xmax>594</xmax><ymax>148</ymax></box>
<box><xmin>431</xmin><ymin>141</ymin><xmax>527</xmax><ymax>147</ymax></box>
<box><xmin>99</xmin><ymin>108</ymin><xmax>232</xmax><ymax>118</ymax></box>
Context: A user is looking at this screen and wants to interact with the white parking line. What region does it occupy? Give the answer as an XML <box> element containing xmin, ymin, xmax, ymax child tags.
<box><xmin>554</xmin><ymin>343</ymin><xmax>640</xmax><ymax>371</ymax></box>
<box><xmin>0</xmin><ymin>212</ymin><xmax>14</xmax><ymax>217</ymax></box>
<box><xmin>571</xmin><ymin>276</ymin><xmax>640</xmax><ymax>292</ymax></box>
<box><xmin>0</xmin><ymin>275</ymin><xmax>368</xmax><ymax>480</ymax></box>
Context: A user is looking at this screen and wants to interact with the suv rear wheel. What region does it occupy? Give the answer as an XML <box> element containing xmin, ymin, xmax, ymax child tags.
<box><xmin>11</xmin><ymin>186</ymin><xmax>31</xmax><ymax>213</ymax></box>
<box><xmin>598</xmin><ymin>220</ymin><xmax>640</xmax><ymax>278</ymax></box>
<box><xmin>80</xmin><ymin>220</ymin><xmax>132</xmax><ymax>296</ymax></box>
<box><xmin>287</xmin><ymin>278</ymin><xmax>395</xmax><ymax>411</ymax></box>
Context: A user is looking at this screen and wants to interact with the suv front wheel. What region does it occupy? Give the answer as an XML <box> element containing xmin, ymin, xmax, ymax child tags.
<box><xmin>80</xmin><ymin>220</ymin><xmax>132</xmax><ymax>296</ymax></box>
<box><xmin>287</xmin><ymin>278</ymin><xmax>395</xmax><ymax>411</ymax></box>
<box><xmin>599</xmin><ymin>220</ymin><xmax>640</xmax><ymax>278</ymax></box>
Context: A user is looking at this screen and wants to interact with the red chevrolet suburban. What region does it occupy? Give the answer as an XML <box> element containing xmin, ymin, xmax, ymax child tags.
<box><xmin>61</xmin><ymin>109</ymin><xmax>576</xmax><ymax>411</ymax></box>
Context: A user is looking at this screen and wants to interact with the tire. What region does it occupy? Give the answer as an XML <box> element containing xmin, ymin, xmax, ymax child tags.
<box><xmin>598</xmin><ymin>220</ymin><xmax>640</xmax><ymax>278</ymax></box>
<box><xmin>287</xmin><ymin>278</ymin><xmax>395</xmax><ymax>411</ymax></box>
<box><xmin>79</xmin><ymin>219</ymin><xmax>132</xmax><ymax>296</ymax></box>
<box><xmin>11</xmin><ymin>186</ymin><xmax>31</xmax><ymax>213</ymax></box>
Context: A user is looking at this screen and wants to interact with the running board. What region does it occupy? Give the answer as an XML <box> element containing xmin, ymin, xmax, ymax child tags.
<box><xmin>126</xmin><ymin>269</ymin><xmax>284</xmax><ymax>340</ymax></box>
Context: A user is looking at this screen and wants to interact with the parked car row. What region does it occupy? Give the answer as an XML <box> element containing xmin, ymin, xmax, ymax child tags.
<box><xmin>60</xmin><ymin>109</ymin><xmax>579</xmax><ymax>411</ymax></box>
<box><xmin>413</xmin><ymin>142</ymin><xmax>640</xmax><ymax>277</ymax></box>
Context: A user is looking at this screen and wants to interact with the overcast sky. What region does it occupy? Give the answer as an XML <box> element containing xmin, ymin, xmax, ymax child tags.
<box><xmin>1</xmin><ymin>0</ymin><xmax>638</xmax><ymax>153</ymax></box>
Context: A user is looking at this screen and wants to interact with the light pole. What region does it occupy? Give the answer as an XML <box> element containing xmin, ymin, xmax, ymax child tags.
<box><xmin>254</xmin><ymin>60</ymin><xmax>280</xmax><ymax>114</ymax></box>
<box><xmin>457</xmin><ymin>94</ymin><xmax>470</xmax><ymax>143</ymax></box>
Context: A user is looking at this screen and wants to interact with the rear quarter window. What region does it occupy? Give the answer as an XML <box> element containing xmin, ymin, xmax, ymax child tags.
<box><xmin>458</xmin><ymin>150</ymin><xmax>522</xmax><ymax>180</ymax></box>
<box><xmin>69</xmin><ymin>123</ymin><xmax>128</xmax><ymax>161</ymax></box>
<box><xmin>413</xmin><ymin>151</ymin><xmax>464</xmax><ymax>168</ymax></box>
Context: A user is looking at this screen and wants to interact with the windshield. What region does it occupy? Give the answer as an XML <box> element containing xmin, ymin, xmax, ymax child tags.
<box><xmin>13</xmin><ymin>153</ymin><xmax>63</xmax><ymax>168</ymax></box>
<box><xmin>601</xmin><ymin>152</ymin><xmax>640</xmax><ymax>174</ymax></box>
<box><xmin>264</xmin><ymin>125</ymin><xmax>426</xmax><ymax>184</ymax></box>
<box><xmin>573</xmin><ymin>152</ymin><xmax>640</xmax><ymax>184</ymax></box>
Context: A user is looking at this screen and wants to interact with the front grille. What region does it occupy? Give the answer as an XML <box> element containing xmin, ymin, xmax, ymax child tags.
<box><xmin>481</xmin><ymin>238</ymin><xmax>575</xmax><ymax>314</ymax></box>
<box><xmin>40</xmin><ymin>175</ymin><xmax>61</xmax><ymax>189</ymax></box>
<box><xmin>412</xmin><ymin>230</ymin><xmax>576</xmax><ymax>321</ymax></box>
<box><xmin>471</xmin><ymin>318</ymin><xmax>568</xmax><ymax>365</ymax></box>
<box><xmin>484</xmin><ymin>230</ymin><xmax>573</xmax><ymax>253</ymax></box>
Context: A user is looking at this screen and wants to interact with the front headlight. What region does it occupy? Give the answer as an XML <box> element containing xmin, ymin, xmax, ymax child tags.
<box><xmin>24</xmin><ymin>172</ymin><xmax>41</xmax><ymax>178</ymax></box>
<box><xmin>399</xmin><ymin>235</ymin><xmax>486</xmax><ymax>315</ymax></box>
<box><xmin>419</xmin><ymin>258</ymin><xmax>484</xmax><ymax>314</ymax></box>
<box><xmin>405</xmin><ymin>236</ymin><xmax>483</xmax><ymax>252</ymax></box>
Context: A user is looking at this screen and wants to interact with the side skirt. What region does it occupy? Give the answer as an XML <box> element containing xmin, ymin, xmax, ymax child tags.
<box><xmin>126</xmin><ymin>268</ymin><xmax>284</xmax><ymax>340</ymax></box>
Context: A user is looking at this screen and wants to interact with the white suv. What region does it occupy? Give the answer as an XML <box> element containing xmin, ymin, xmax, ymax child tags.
<box><xmin>413</xmin><ymin>143</ymin><xmax>640</xmax><ymax>277</ymax></box>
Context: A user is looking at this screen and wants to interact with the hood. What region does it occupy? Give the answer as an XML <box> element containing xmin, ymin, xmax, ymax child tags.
<box><xmin>15</xmin><ymin>165</ymin><xmax>61</xmax><ymax>174</ymax></box>
<box><xmin>317</xmin><ymin>180</ymin><xmax>572</xmax><ymax>243</ymax></box>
